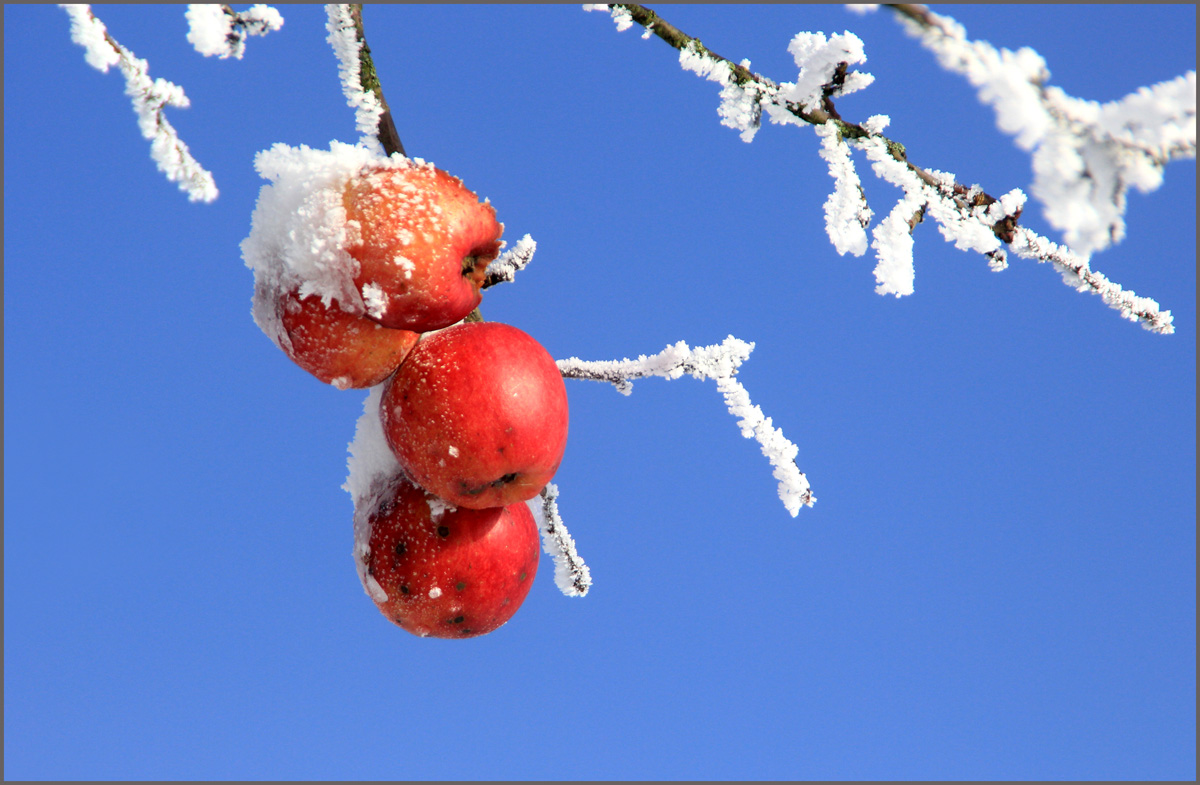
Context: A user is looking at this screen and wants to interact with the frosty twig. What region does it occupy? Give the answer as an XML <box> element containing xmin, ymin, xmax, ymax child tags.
<box><xmin>61</xmin><ymin>4</ymin><xmax>218</xmax><ymax>203</ymax></box>
<box><xmin>885</xmin><ymin>3</ymin><xmax>1195</xmax><ymax>258</ymax></box>
<box><xmin>186</xmin><ymin>4</ymin><xmax>283</xmax><ymax>60</ymax></box>
<box><xmin>482</xmin><ymin>235</ymin><xmax>537</xmax><ymax>289</ymax></box>
<box><xmin>558</xmin><ymin>337</ymin><xmax>815</xmax><ymax>516</ymax></box>
<box><xmin>529</xmin><ymin>484</ymin><xmax>592</xmax><ymax>597</ymax></box>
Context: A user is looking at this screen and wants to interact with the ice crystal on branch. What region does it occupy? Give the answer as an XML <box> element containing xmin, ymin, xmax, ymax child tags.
<box><xmin>186</xmin><ymin>4</ymin><xmax>283</xmax><ymax>60</ymax></box>
<box><xmin>1008</xmin><ymin>228</ymin><xmax>1173</xmax><ymax>332</ymax></box>
<box><xmin>558</xmin><ymin>337</ymin><xmax>814</xmax><ymax>516</ymax></box>
<box><xmin>871</xmin><ymin>195</ymin><xmax>921</xmax><ymax>297</ymax></box>
<box><xmin>816</xmin><ymin>121</ymin><xmax>871</xmax><ymax>257</ymax></box>
<box><xmin>325</xmin><ymin>4</ymin><xmax>386</xmax><ymax>156</ymax></box>
<box><xmin>527</xmin><ymin>484</ymin><xmax>592</xmax><ymax>597</ymax></box>
<box><xmin>782</xmin><ymin>31</ymin><xmax>873</xmax><ymax>113</ymax></box>
<box><xmin>60</xmin><ymin>4</ymin><xmax>218</xmax><ymax>203</ymax></box>
<box><xmin>584</xmin><ymin>4</ymin><xmax>634</xmax><ymax>33</ymax></box>
<box><xmin>892</xmin><ymin>5</ymin><xmax>1196</xmax><ymax>257</ymax></box>
<box><xmin>677</xmin><ymin>45</ymin><xmax>765</xmax><ymax>142</ymax></box>
<box><xmin>483</xmin><ymin>234</ymin><xmax>537</xmax><ymax>288</ymax></box>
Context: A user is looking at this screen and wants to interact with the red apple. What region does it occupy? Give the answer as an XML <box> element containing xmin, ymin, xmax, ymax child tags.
<box><xmin>363</xmin><ymin>474</ymin><xmax>540</xmax><ymax>638</ymax></box>
<box><xmin>380</xmin><ymin>321</ymin><xmax>569</xmax><ymax>509</ymax></box>
<box><xmin>262</xmin><ymin>285</ymin><xmax>420</xmax><ymax>389</ymax></box>
<box><xmin>343</xmin><ymin>162</ymin><xmax>503</xmax><ymax>332</ymax></box>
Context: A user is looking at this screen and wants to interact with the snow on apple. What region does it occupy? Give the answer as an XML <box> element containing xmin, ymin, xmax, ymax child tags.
<box><xmin>241</xmin><ymin>142</ymin><xmax>506</xmax><ymax>385</ymax></box>
<box><xmin>270</xmin><ymin>287</ymin><xmax>419</xmax><ymax>389</ymax></box>
<box><xmin>343</xmin><ymin>163</ymin><xmax>504</xmax><ymax>331</ymax></box>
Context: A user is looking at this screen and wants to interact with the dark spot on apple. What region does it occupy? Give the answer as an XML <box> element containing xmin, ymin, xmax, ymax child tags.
<box><xmin>519</xmin><ymin>571</ymin><xmax>527</xmax><ymax>582</ymax></box>
<box><xmin>437</xmin><ymin>525</ymin><xmax>450</xmax><ymax>538</ymax></box>
<box><xmin>394</xmin><ymin>541</ymin><xmax>406</xmax><ymax>557</ymax></box>
<box><xmin>400</xmin><ymin>585</ymin><xmax>410</xmax><ymax>594</ymax></box>
<box><xmin>450</xmin><ymin>615</ymin><xmax>465</xmax><ymax>624</ymax></box>
<box><xmin>456</xmin><ymin>581</ymin><xmax>466</xmax><ymax>591</ymax></box>
<box><xmin>461</xmin><ymin>473</ymin><xmax>520</xmax><ymax>495</ymax></box>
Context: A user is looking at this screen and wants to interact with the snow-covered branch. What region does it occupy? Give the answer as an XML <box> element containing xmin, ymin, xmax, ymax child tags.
<box><xmin>60</xmin><ymin>4</ymin><xmax>218</xmax><ymax>203</ymax></box>
<box><xmin>558</xmin><ymin>337</ymin><xmax>815</xmax><ymax>516</ymax></box>
<box><xmin>325</xmin><ymin>3</ymin><xmax>404</xmax><ymax>157</ymax></box>
<box><xmin>186</xmin><ymin>4</ymin><xmax>283</xmax><ymax>60</ymax></box>
<box><xmin>588</xmin><ymin>3</ymin><xmax>1182</xmax><ymax>334</ymax></box>
<box><xmin>887</xmin><ymin>3</ymin><xmax>1196</xmax><ymax>258</ymax></box>
<box><xmin>527</xmin><ymin>484</ymin><xmax>592</xmax><ymax>597</ymax></box>
<box><xmin>482</xmin><ymin>234</ymin><xmax>537</xmax><ymax>289</ymax></box>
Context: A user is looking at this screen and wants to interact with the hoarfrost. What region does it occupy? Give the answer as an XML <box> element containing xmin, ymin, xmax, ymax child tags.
<box><xmin>60</xmin><ymin>4</ymin><xmax>218</xmax><ymax>203</ymax></box>
<box><xmin>583</xmin><ymin>4</ymin><xmax>633</xmax><ymax>32</ymax></box>
<box><xmin>239</xmin><ymin>143</ymin><xmax>434</xmax><ymax>348</ymax></box>
<box><xmin>815</xmin><ymin>121</ymin><xmax>871</xmax><ymax>256</ymax></box>
<box><xmin>558</xmin><ymin>337</ymin><xmax>814</xmax><ymax>515</ymax></box>
<box><xmin>345</xmin><ymin>385</ymin><xmax>403</xmax><ymax>603</ymax></box>
<box><xmin>186</xmin><ymin>4</ymin><xmax>283</xmax><ymax>60</ymax></box>
<box><xmin>325</xmin><ymin>4</ymin><xmax>386</xmax><ymax>156</ymax></box>
<box><xmin>484</xmin><ymin>234</ymin><xmax>537</xmax><ymax>287</ymax></box>
<box><xmin>781</xmin><ymin>31</ymin><xmax>873</xmax><ymax>113</ymax></box>
<box><xmin>527</xmin><ymin>484</ymin><xmax>591</xmax><ymax>597</ymax></box>
<box><xmin>679</xmin><ymin>45</ymin><xmax>764</xmax><ymax>142</ymax></box>
<box><xmin>587</xmin><ymin>4</ymin><xmax>1181</xmax><ymax>332</ymax></box>
<box><xmin>870</xmin><ymin>196</ymin><xmax>921</xmax><ymax>297</ymax></box>
<box><xmin>895</xmin><ymin>6</ymin><xmax>1196</xmax><ymax>256</ymax></box>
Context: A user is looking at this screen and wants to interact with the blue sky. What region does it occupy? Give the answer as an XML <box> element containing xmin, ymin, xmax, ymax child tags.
<box><xmin>4</xmin><ymin>4</ymin><xmax>1195</xmax><ymax>779</ymax></box>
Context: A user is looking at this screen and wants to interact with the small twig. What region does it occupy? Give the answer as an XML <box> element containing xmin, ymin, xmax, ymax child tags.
<box><xmin>559</xmin><ymin>337</ymin><xmax>815</xmax><ymax>514</ymax></box>
<box><xmin>481</xmin><ymin>235</ymin><xmax>537</xmax><ymax>289</ymax></box>
<box><xmin>534</xmin><ymin>484</ymin><xmax>592</xmax><ymax>597</ymax></box>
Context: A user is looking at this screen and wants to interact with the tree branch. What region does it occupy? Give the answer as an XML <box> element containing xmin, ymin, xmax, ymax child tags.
<box><xmin>601</xmin><ymin>3</ymin><xmax>1175</xmax><ymax>333</ymax></box>
<box><xmin>615</xmin><ymin>3</ymin><xmax>1010</xmax><ymax>235</ymax></box>
<box><xmin>348</xmin><ymin>4</ymin><xmax>405</xmax><ymax>157</ymax></box>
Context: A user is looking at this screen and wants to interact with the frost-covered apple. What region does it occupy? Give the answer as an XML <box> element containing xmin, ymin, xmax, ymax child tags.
<box><xmin>344</xmin><ymin>162</ymin><xmax>503</xmax><ymax>332</ymax></box>
<box><xmin>363</xmin><ymin>474</ymin><xmax>539</xmax><ymax>638</ymax></box>
<box><xmin>258</xmin><ymin>285</ymin><xmax>419</xmax><ymax>389</ymax></box>
<box><xmin>380</xmin><ymin>321</ymin><xmax>569</xmax><ymax>509</ymax></box>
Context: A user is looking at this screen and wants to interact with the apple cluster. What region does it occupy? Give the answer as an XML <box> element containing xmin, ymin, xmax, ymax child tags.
<box><xmin>251</xmin><ymin>156</ymin><xmax>567</xmax><ymax>639</ymax></box>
